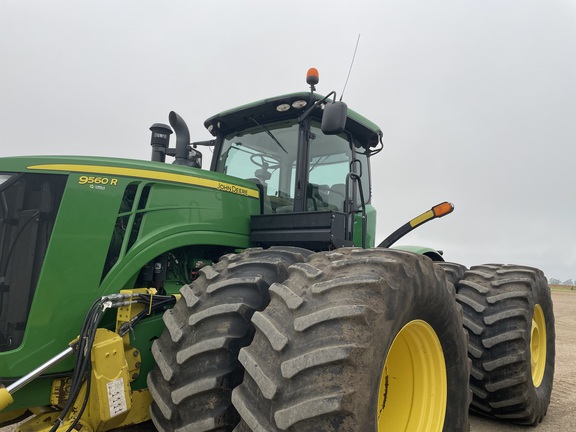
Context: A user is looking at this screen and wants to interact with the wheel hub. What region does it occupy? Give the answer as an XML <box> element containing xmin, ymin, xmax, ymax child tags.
<box><xmin>377</xmin><ymin>319</ymin><xmax>447</xmax><ymax>431</ymax></box>
<box><xmin>531</xmin><ymin>304</ymin><xmax>547</xmax><ymax>387</ymax></box>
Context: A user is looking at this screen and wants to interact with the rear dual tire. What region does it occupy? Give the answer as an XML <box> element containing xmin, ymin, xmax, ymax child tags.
<box><xmin>456</xmin><ymin>264</ymin><xmax>555</xmax><ymax>425</ymax></box>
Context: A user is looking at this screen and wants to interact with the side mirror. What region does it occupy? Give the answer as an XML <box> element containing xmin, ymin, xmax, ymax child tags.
<box><xmin>321</xmin><ymin>101</ymin><xmax>348</xmax><ymax>135</ymax></box>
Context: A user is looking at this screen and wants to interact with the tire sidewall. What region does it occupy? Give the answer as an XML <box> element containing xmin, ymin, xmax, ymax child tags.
<box><xmin>529</xmin><ymin>276</ymin><xmax>556</xmax><ymax>420</ymax></box>
<box><xmin>366</xmin><ymin>260</ymin><xmax>470</xmax><ymax>432</ymax></box>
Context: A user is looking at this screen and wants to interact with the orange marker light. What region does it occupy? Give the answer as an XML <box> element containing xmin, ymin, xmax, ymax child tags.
<box><xmin>432</xmin><ymin>202</ymin><xmax>454</xmax><ymax>218</ymax></box>
<box><xmin>307</xmin><ymin>68</ymin><xmax>319</xmax><ymax>86</ymax></box>
<box><xmin>379</xmin><ymin>201</ymin><xmax>455</xmax><ymax>248</ymax></box>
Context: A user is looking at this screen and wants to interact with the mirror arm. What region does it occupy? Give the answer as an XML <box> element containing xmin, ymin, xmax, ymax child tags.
<box><xmin>297</xmin><ymin>91</ymin><xmax>337</xmax><ymax>123</ymax></box>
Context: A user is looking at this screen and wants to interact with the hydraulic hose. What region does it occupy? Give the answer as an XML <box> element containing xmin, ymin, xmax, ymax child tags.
<box><xmin>2</xmin><ymin>291</ymin><xmax>177</xmax><ymax>429</ymax></box>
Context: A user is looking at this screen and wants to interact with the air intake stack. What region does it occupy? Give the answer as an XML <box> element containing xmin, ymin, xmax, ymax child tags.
<box><xmin>149</xmin><ymin>123</ymin><xmax>172</xmax><ymax>163</ymax></box>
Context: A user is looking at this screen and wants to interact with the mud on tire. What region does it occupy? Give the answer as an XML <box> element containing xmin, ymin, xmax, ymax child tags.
<box><xmin>147</xmin><ymin>247</ymin><xmax>311</xmax><ymax>432</ymax></box>
<box><xmin>455</xmin><ymin>264</ymin><xmax>555</xmax><ymax>425</ymax></box>
<box><xmin>232</xmin><ymin>248</ymin><xmax>470</xmax><ymax>431</ymax></box>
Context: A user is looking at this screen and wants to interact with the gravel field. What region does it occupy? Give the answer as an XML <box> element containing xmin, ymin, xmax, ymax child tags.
<box><xmin>2</xmin><ymin>290</ymin><xmax>574</xmax><ymax>432</ymax></box>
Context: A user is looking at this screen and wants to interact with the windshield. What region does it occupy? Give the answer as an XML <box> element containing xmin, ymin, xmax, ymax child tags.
<box><xmin>215</xmin><ymin>119</ymin><xmax>368</xmax><ymax>214</ymax></box>
<box><xmin>216</xmin><ymin>121</ymin><xmax>299</xmax><ymax>212</ymax></box>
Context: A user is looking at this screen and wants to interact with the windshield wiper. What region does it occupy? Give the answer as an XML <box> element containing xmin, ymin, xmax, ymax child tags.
<box><xmin>250</xmin><ymin>117</ymin><xmax>288</xmax><ymax>153</ymax></box>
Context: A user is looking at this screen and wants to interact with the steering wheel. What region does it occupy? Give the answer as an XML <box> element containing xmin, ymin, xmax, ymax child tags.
<box><xmin>250</xmin><ymin>154</ymin><xmax>281</xmax><ymax>170</ymax></box>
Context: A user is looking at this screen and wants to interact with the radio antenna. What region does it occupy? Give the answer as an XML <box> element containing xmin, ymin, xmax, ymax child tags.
<box><xmin>340</xmin><ymin>34</ymin><xmax>361</xmax><ymax>101</ymax></box>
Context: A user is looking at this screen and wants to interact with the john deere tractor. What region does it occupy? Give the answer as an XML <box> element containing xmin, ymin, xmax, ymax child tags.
<box><xmin>0</xmin><ymin>69</ymin><xmax>554</xmax><ymax>431</ymax></box>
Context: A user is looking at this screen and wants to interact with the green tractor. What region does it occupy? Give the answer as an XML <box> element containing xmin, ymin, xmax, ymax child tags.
<box><xmin>0</xmin><ymin>69</ymin><xmax>554</xmax><ymax>431</ymax></box>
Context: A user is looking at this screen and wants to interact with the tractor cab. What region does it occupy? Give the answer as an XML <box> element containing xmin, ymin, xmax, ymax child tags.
<box><xmin>205</xmin><ymin>70</ymin><xmax>383</xmax><ymax>250</ymax></box>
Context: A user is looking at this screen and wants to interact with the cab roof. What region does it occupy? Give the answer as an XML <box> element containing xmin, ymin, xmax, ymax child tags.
<box><xmin>204</xmin><ymin>92</ymin><xmax>383</xmax><ymax>147</ymax></box>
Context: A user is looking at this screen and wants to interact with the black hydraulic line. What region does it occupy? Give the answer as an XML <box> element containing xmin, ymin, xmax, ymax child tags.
<box><xmin>67</xmin><ymin>374</ymin><xmax>91</xmax><ymax>432</ymax></box>
<box><xmin>49</xmin><ymin>299</ymin><xmax>104</xmax><ymax>432</ymax></box>
<box><xmin>44</xmin><ymin>292</ymin><xmax>175</xmax><ymax>431</ymax></box>
<box><xmin>118</xmin><ymin>294</ymin><xmax>176</xmax><ymax>336</ymax></box>
<box><xmin>2</xmin><ymin>291</ymin><xmax>172</xmax><ymax>430</ymax></box>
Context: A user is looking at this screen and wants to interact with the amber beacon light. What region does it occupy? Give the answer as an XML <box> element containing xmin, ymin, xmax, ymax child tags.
<box><xmin>306</xmin><ymin>68</ymin><xmax>319</xmax><ymax>88</ymax></box>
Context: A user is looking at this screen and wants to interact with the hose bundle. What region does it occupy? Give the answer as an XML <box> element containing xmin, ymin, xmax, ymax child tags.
<box><xmin>50</xmin><ymin>292</ymin><xmax>176</xmax><ymax>432</ymax></box>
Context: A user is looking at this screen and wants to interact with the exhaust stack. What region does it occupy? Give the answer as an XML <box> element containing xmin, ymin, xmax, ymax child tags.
<box><xmin>169</xmin><ymin>111</ymin><xmax>199</xmax><ymax>167</ymax></box>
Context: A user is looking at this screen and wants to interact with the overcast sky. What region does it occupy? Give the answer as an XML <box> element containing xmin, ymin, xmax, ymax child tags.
<box><xmin>1</xmin><ymin>0</ymin><xmax>575</xmax><ymax>281</ymax></box>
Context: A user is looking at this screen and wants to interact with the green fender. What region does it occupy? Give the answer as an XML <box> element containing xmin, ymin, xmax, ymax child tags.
<box><xmin>392</xmin><ymin>245</ymin><xmax>445</xmax><ymax>262</ymax></box>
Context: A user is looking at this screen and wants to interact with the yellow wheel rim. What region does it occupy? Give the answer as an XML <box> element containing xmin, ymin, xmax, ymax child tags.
<box><xmin>377</xmin><ymin>320</ymin><xmax>447</xmax><ymax>431</ymax></box>
<box><xmin>531</xmin><ymin>304</ymin><xmax>547</xmax><ymax>387</ymax></box>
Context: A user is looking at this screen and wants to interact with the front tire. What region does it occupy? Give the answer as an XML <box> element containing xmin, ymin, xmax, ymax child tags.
<box><xmin>232</xmin><ymin>248</ymin><xmax>470</xmax><ymax>431</ymax></box>
<box><xmin>147</xmin><ymin>247</ymin><xmax>310</xmax><ymax>432</ymax></box>
<box><xmin>455</xmin><ymin>264</ymin><xmax>555</xmax><ymax>425</ymax></box>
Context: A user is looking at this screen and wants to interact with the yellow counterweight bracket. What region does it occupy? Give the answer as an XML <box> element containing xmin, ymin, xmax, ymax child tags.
<box><xmin>21</xmin><ymin>329</ymin><xmax>136</xmax><ymax>432</ymax></box>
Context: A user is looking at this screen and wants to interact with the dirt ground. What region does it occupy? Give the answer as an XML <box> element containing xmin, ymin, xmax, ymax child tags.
<box><xmin>470</xmin><ymin>290</ymin><xmax>576</xmax><ymax>431</ymax></box>
<box><xmin>2</xmin><ymin>291</ymin><xmax>574</xmax><ymax>432</ymax></box>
